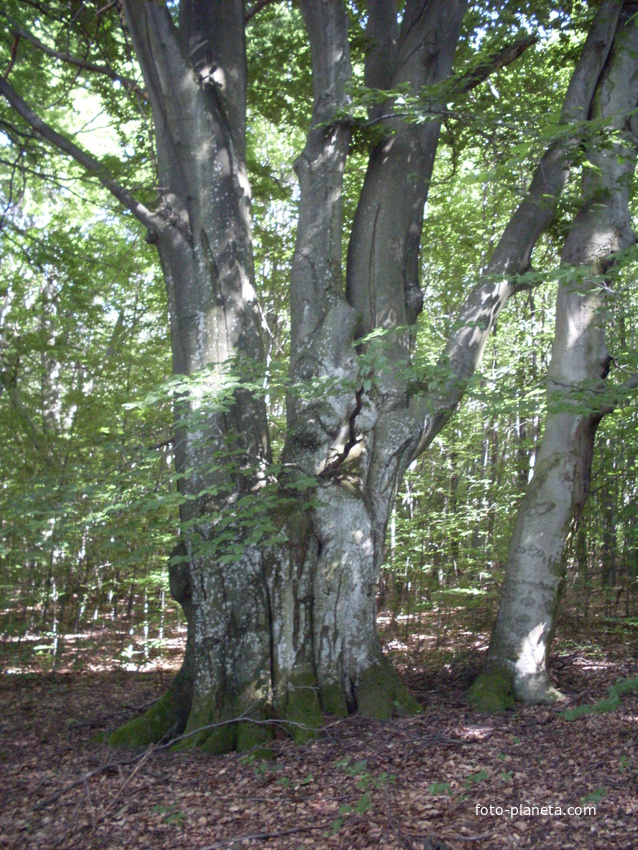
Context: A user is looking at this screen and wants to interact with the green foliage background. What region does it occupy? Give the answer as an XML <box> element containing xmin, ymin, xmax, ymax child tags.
<box><xmin>1</xmin><ymin>0</ymin><xmax>637</xmax><ymax>668</ymax></box>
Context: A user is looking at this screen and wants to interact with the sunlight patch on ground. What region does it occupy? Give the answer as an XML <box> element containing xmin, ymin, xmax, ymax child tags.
<box><xmin>1</xmin><ymin>627</ymin><xmax>187</xmax><ymax>675</ymax></box>
<box><xmin>457</xmin><ymin>725</ymin><xmax>494</xmax><ymax>740</ymax></box>
<box><xmin>573</xmin><ymin>659</ymin><xmax>617</xmax><ymax>671</ymax></box>
<box><xmin>386</xmin><ymin>639</ymin><xmax>410</xmax><ymax>651</ymax></box>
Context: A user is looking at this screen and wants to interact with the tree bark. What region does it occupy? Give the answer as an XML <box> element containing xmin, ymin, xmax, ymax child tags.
<box><xmin>110</xmin><ymin>0</ymin><xmax>274</xmax><ymax>751</ymax></box>
<box><xmin>109</xmin><ymin>0</ymin><xmax>625</xmax><ymax>746</ymax></box>
<box><xmin>272</xmin><ymin>0</ymin><xmax>467</xmax><ymax>728</ymax></box>
<box><xmin>1</xmin><ymin>0</ymin><xmax>625</xmax><ymax>750</ymax></box>
<box><xmin>268</xmin><ymin>0</ymin><xmax>621</xmax><ymax>728</ymax></box>
<box><xmin>469</xmin><ymin>2</ymin><xmax>638</xmax><ymax>711</ymax></box>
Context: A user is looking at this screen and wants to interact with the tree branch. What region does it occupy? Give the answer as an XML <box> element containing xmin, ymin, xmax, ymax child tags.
<box><xmin>288</xmin><ymin>0</ymin><xmax>352</xmax><ymax>357</ymax></box>
<box><xmin>245</xmin><ymin>0</ymin><xmax>277</xmax><ymax>23</ymax></box>
<box><xmin>2</xmin><ymin>14</ymin><xmax>147</xmax><ymax>99</ymax></box>
<box><xmin>0</xmin><ymin>76</ymin><xmax>160</xmax><ymax>236</ymax></box>
<box><xmin>359</xmin><ymin>36</ymin><xmax>539</xmax><ymax>130</ymax></box>
<box><xmin>598</xmin><ymin>372</ymin><xmax>638</xmax><ymax>417</ymax></box>
<box><xmin>97</xmin><ymin>1</ymin><xmax>119</xmax><ymax>15</ymax></box>
<box><xmin>363</xmin><ymin>0</ymin><xmax>400</xmax><ymax>122</ymax></box>
<box><xmin>455</xmin><ymin>35</ymin><xmax>539</xmax><ymax>96</ymax></box>
<box><xmin>3</xmin><ymin>34</ymin><xmax>20</xmax><ymax>80</ymax></box>
<box><xmin>410</xmin><ymin>0</ymin><xmax>625</xmax><ymax>461</ymax></box>
<box><xmin>200</xmin><ymin>822</ymin><xmax>333</xmax><ymax>850</ymax></box>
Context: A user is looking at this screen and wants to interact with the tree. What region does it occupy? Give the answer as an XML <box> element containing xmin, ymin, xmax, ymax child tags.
<box><xmin>470</xmin><ymin>1</ymin><xmax>638</xmax><ymax>711</ymax></box>
<box><xmin>0</xmin><ymin>0</ymin><xmax>627</xmax><ymax>751</ymax></box>
<box><xmin>0</xmin><ymin>136</ymin><xmax>174</xmax><ymax>658</ymax></box>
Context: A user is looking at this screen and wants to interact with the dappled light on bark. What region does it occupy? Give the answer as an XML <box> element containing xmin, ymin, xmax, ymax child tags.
<box><xmin>3</xmin><ymin>0</ymin><xmax>638</xmax><ymax>765</ymax></box>
<box><xmin>473</xmin><ymin>1</ymin><xmax>638</xmax><ymax>711</ymax></box>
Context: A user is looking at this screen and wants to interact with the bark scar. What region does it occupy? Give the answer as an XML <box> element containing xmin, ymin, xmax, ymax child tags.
<box><xmin>318</xmin><ymin>387</ymin><xmax>365</xmax><ymax>477</ymax></box>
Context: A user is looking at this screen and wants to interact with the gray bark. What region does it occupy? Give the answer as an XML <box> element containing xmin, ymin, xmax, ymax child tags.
<box><xmin>117</xmin><ymin>0</ymin><xmax>273</xmax><ymax>747</ymax></box>
<box><xmin>1</xmin><ymin>0</ymin><xmax>626</xmax><ymax>748</ymax></box>
<box><xmin>272</xmin><ymin>0</ymin><xmax>619</xmax><ymax>725</ymax></box>
<box><xmin>274</xmin><ymin>0</ymin><xmax>467</xmax><ymax>723</ymax></box>
<box><xmin>109</xmin><ymin>0</ymin><xmax>629</xmax><ymax>741</ymax></box>
<box><xmin>412</xmin><ymin>0</ymin><xmax>624</xmax><ymax>460</ymax></box>
<box><xmin>358</xmin><ymin>0</ymin><xmax>622</xmax><ymax>625</ymax></box>
<box><xmin>475</xmin><ymin>3</ymin><xmax>638</xmax><ymax>707</ymax></box>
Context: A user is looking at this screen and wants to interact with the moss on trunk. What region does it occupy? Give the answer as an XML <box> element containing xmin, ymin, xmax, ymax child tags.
<box><xmin>467</xmin><ymin>667</ymin><xmax>515</xmax><ymax>714</ymax></box>
<box><xmin>108</xmin><ymin>690</ymin><xmax>181</xmax><ymax>748</ymax></box>
<box><xmin>276</xmin><ymin>669</ymin><xmax>324</xmax><ymax>744</ymax></box>
<box><xmin>318</xmin><ymin>680</ymin><xmax>349</xmax><ymax>719</ymax></box>
<box><xmin>172</xmin><ymin>690</ymin><xmax>275</xmax><ymax>755</ymax></box>
<box><xmin>356</xmin><ymin>653</ymin><xmax>422</xmax><ymax>719</ymax></box>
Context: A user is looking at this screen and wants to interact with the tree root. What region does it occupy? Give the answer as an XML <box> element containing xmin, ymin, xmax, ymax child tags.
<box><xmin>468</xmin><ymin>664</ymin><xmax>566</xmax><ymax>712</ymax></box>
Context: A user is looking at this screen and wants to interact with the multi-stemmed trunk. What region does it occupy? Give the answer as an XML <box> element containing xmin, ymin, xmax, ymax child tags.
<box><xmin>106</xmin><ymin>0</ymin><xmax>475</xmax><ymax>748</ymax></box>
<box><xmin>1</xmin><ymin>0</ymin><xmax>627</xmax><ymax>750</ymax></box>
<box><xmin>107</xmin><ymin>0</ymin><xmax>624</xmax><ymax>750</ymax></box>
<box><xmin>470</xmin><ymin>2</ymin><xmax>638</xmax><ymax>711</ymax></box>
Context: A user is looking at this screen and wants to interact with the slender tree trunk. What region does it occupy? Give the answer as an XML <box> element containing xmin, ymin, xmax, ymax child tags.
<box><xmin>470</xmin><ymin>3</ymin><xmax>638</xmax><ymax>710</ymax></box>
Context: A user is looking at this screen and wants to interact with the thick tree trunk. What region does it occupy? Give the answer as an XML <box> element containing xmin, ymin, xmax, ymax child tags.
<box><xmin>106</xmin><ymin>0</ymin><xmax>623</xmax><ymax>751</ymax></box>
<box><xmin>469</xmin><ymin>4</ymin><xmax>638</xmax><ymax>711</ymax></box>
<box><xmin>272</xmin><ymin>0</ymin><xmax>467</xmax><ymax>728</ymax></box>
<box><xmin>110</xmin><ymin>0</ymin><xmax>274</xmax><ymax>751</ymax></box>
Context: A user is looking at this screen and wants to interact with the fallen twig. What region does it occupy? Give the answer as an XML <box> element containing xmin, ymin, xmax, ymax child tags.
<box><xmin>384</xmin><ymin>783</ymin><xmax>416</xmax><ymax>849</ymax></box>
<box><xmin>83</xmin><ymin>778</ymin><xmax>96</xmax><ymax>830</ymax></box>
<box><xmin>94</xmin><ymin>743</ymin><xmax>156</xmax><ymax>826</ymax></box>
<box><xmin>70</xmin><ymin>695</ymin><xmax>161</xmax><ymax>729</ymax></box>
<box><xmin>33</xmin><ymin>754</ymin><xmax>143</xmax><ymax>811</ymax></box>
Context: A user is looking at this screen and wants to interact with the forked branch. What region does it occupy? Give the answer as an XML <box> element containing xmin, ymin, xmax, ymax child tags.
<box><xmin>0</xmin><ymin>76</ymin><xmax>160</xmax><ymax>236</ymax></box>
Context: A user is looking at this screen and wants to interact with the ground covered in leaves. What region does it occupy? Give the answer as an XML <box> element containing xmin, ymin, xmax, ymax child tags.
<box><xmin>1</xmin><ymin>610</ymin><xmax>637</xmax><ymax>850</ymax></box>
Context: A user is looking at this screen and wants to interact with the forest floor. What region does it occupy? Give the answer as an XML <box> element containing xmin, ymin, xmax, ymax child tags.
<box><xmin>1</xmin><ymin>604</ymin><xmax>637</xmax><ymax>850</ymax></box>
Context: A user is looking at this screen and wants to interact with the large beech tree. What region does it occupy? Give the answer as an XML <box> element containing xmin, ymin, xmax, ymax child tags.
<box><xmin>0</xmin><ymin>0</ymin><xmax>631</xmax><ymax>750</ymax></box>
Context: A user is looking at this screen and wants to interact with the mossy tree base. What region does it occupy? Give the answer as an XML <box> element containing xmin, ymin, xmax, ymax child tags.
<box><xmin>277</xmin><ymin>670</ymin><xmax>325</xmax><ymax>744</ymax></box>
<box><xmin>108</xmin><ymin>690</ymin><xmax>183</xmax><ymax>748</ymax></box>
<box><xmin>172</xmin><ymin>689</ymin><xmax>276</xmax><ymax>755</ymax></box>
<box><xmin>467</xmin><ymin>668</ymin><xmax>515</xmax><ymax>714</ymax></box>
<box><xmin>109</xmin><ymin>655</ymin><xmax>422</xmax><ymax>753</ymax></box>
<box><xmin>356</xmin><ymin>654</ymin><xmax>423</xmax><ymax>720</ymax></box>
<box><xmin>109</xmin><ymin>639</ymin><xmax>194</xmax><ymax>749</ymax></box>
<box><xmin>110</xmin><ymin>694</ymin><xmax>276</xmax><ymax>755</ymax></box>
<box><xmin>468</xmin><ymin>666</ymin><xmax>566</xmax><ymax>713</ymax></box>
